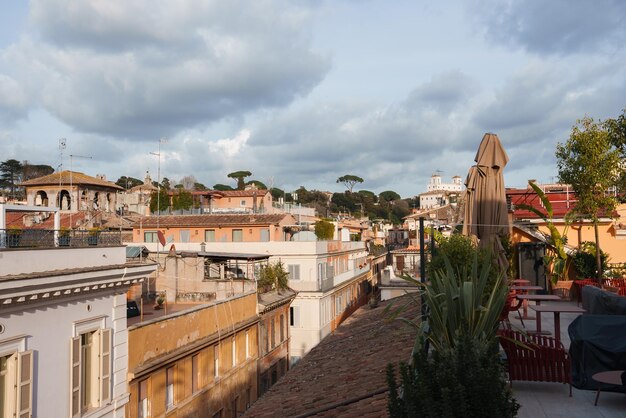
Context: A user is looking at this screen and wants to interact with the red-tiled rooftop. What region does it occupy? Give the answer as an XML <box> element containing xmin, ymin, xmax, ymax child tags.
<box><xmin>19</xmin><ymin>170</ymin><xmax>123</xmax><ymax>190</ymax></box>
<box><xmin>244</xmin><ymin>295</ymin><xmax>419</xmax><ymax>417</ymax></box>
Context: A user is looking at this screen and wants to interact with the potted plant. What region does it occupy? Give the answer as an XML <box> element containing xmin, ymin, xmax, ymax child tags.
<box><xmin>58</xmin><ymin>227</ymin><xmax>71</xmax><ymax>246</ymax></box>
<box><xmin>154</xmin><ymin>293</ymin><xmax>165</xmax><ymax>309</ymax></box>
<box><xmin>87</xmin><ymin>228</ymin><xmax>100</xmax><ymax>245</ymax></box>
<box><xmin>7</xmin><ymin>226</ymin><xmax>22</xmax><ymax>248</ymax></box>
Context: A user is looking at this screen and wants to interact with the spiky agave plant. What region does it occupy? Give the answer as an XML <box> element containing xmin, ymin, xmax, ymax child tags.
<box><xmin>419</xmin><ymin>252</ymin><xmax>508</xmax><ymax>352</ymax></box>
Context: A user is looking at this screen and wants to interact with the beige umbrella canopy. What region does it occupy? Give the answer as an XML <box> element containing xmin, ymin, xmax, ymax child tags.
<box><xmin>463</xmin><ymin>133</ymin><xmax>510</xmax><ymax>271</ymax></box>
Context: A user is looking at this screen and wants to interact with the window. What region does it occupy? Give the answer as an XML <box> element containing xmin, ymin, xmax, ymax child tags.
<box><xmin>270</xmin><ymin>318</ymin><xmax>275</xmax><ymax>349</ymax></box>
<box><xmin>192</xmin><ymin>355</ymin><xmax>200</xmax><ymax>393</ymax></box>
<box><xmin>260</xmin><ymin>229</ymin><xmax>270</xmax><ymax>242</ymax></box>
<box><xmin>280</xmin><ymin>315</ymin><xmax>285</xmax><ymax>342</ymax></box>
<box><xmin>71</xmin><ymin>328</ymin><xmax>111</xmax><ymax>417</ymax></box>
<box><xmin>231</xmin><ymin>396</ymin><xmax>239</xmax><ymax>418</ymax></box>
<box><xmin>144</xmin><ymin>231</ymin><xmax>158</xmax><ymax>243</ymax></box>
<box><xmin>336</xmin><ymin>295</ymin><xmax>343</xmax><ymax>315</ymax></box>
<box><xmin>289</xmin><ymin>306</ymin><xmax>300</xmax><ymax>327</ymax></box>
<box><xmin>165</xmin><ymin>366</ymin><xmax>175</xmax><ymax>410</ymax></box>
<box><xmin>245</xmin><ymin>331</ymin><xmax>249</xmax><ymax>359</ymax></box>
<box><xmin>232</xmin><ymin>337</ymin><xmax>236</xmax><ymax>367</ymax></box>
<box><xmin>240</xmin><ymin>200</ymin><xmax>246</xmax><ymax>207</ymax></box>
<box><xmin>288</xmin><ymin>264</ymin><xmax>300</xmax><ymax>280</ymax></box>
<box><xmin>214</xmin><ymin>346</ymin><xmax>219</xmax><ymax>378</ymax></box>
<box><xmin>232</xmin><ymin>229</ymin><xmax>243</xmax><ymax>242</ymax></box>
<box><xmin>138</xmin><ymin>379</ymin><xmax>149</xmax><ymax>418</ymax></box>
<box><xmin>0</xmin><ymin>348</ymin><xmax>33</xmax><ymax>418</ymax></box>
<box><xmin>179</xmin><ymin>229</ymin><xmax>190</xmax><ymax>243</ymax></box>
<box><xmin>204</xmin><ymin>229</ymin><xmax>215</xmax><ymax>242</ymax></box>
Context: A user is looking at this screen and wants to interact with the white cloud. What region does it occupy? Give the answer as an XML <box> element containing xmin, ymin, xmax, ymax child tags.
<box><xmin>208</xmin><ymin>129</ymin><xmax>250</xmax><ymax>158</ymax></box>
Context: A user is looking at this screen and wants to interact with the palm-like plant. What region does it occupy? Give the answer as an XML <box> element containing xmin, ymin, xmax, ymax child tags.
<box><xmin>423</xmin><ymin>254</ymin><xmax>508</xmax><ymax>351</ymax></box>
<box><xmin>516</xmin><ymin>181</ymin><xmax>572</xmax><ymax>284</ymax></box>
<box><xmin>391</xmin><ymin>252</ymin><xmax>508</xmax><ymax>353</ymax></box>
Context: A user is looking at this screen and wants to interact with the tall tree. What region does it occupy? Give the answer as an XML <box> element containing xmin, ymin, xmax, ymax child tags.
<box><xmin>178</xmin><ymin>175</ymin><xmax>197</xmax><ymax>190</ymax></box>
<box><xmin>213</xmin><ymin>183</ymin><xmax>234</xmax><ymax>191</ymax></box>
<box><xmin>0</xmin><ymin>159</ymin><xmax>24</xmax><ymax>199</ymax></box>
<box><xmin>246</xmin><ymin>180</ymin><xmax>267</xmax><ymax>189</ymax></box>
<box><xmin>336</xmin><ymin>174</ymin><xmax>363</xmax><ymax>193</ymax></box>
<box><xmin>227</xmin><ymin>170</ymin><xmax>252</xmax><ymax>190</ymax></box>
<box><xmin>606</xmin><ymin>108</ymin><xmax>626</xmax><ymax>199</ymax></box>
<box><xmin>556</xmin><ymin>116</ymin><xmax>621</xmax><ymax>279</ymax></box>
<box><xmin>22</xmin><ymin>162</ymin><xmax>54</xmax><ymax>181</ymax></box>
<box><xmin>149</xmin><ymin>188</ymin><xmax>170</xmax><ymax>213</ymax></box>
<box><xmin>379</xmin><ymin>190</ymin><xmax>401</xmax><ymax>202</ymax></box>
<box><xmin>172</xmin><ymin>189</ymin><xmax>194</xmax><ymax>210</ymax></box>
<box><xmin>115</xmin><ymin>176</ymin><xmax>143</xmax><ymax>189</ymax></box>
<box><xmin>193</xmin><ymin>182</ymin><xmax>208</xmax><ymax>191</ymax></box>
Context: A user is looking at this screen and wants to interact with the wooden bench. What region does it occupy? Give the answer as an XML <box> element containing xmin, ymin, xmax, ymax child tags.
<box><xmin>498</xmin><ymin>329</ymin><xmax>572</xmax><ymax>396</ymax></box>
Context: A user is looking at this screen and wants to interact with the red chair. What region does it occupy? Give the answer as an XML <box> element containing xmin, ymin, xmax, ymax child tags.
<box><xmin>574</xmin><ymin>279</ymin><xmax>601</xmax><ymax>305</ymax></box>
<box><xmin>498</xmin><ymin>329</ymin><xmax>572</xmax><ymax>396</ymax></box>
<box><xmin>499</xmin><ymin>292</ymin><xmax>525</xmax><ymax>329</ymax></box>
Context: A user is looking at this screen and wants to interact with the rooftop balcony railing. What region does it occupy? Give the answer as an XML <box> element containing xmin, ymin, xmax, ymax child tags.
<box><xmin>0</xmin><ymin>229</ymin><xmax>122</xmax><ymax>250</ymax></box>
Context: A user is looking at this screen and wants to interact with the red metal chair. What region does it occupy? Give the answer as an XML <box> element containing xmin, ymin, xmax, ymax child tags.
<box><xmin>498</xmin><ymin>329</ymin><xmax>572</xmax><ymax>396</ymax></box>
<box><xmin>499</xmin><ymin>292</ymin><xmax>525</xmax><ymax>329</ymax></box>
<box><xmin>574</xmin><ymin>278</ymin><xmax>601</xmax><ymax>305</ymax></box>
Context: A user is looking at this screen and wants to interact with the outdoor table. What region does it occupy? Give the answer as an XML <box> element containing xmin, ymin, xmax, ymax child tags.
<box><xmin>592</xmin><ymin>370</ymin><xmax>625</xmax><ymax>406</ymax></box>
<box><xmin>515</xmin><ymin>294</ymin><xmax>561</xmax><ymax>332</ymax></box>
<box><xmin>511</xmin><ymin>286</ymin><xmax>544</xmax><ymax>319</ymax></box>
<box><xmin>510</xmin><ymin>285</ymin><xmax>543</xmax><ymax>292</ymax></box>
<box><xmin>530</xmin><ymin>304</ymin><xmax>585</xmax><ymax>342</ymax></box>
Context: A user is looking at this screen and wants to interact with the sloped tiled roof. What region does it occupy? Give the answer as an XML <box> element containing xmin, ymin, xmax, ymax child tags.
<box><xmin>216</xmin><ymin>189</ymin><xmax>270</xmax><ymax>198</ymax></box>
<box><xmin>20</xmin><ymin>171</ymin><xmax>124</xmax><ymax>190</ymax></box>
<box><xmin>135</xmin><ymin>213</ymin><xmax>295</xmax><ymax>228</ymax></box>
<box><xmin>244</xmin><ymin>294</ymin><xmax>420</xmax><ymax>417</ymax></box>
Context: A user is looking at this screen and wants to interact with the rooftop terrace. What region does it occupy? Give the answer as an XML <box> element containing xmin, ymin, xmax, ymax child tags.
<box><xmin>245</xmin><ymin>297</ymin><xmax>626</xmax><ymax>417</ymax></box>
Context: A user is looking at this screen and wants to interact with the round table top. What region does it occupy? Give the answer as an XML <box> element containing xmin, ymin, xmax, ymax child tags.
<box><xmin>592</xmin><ymin>370</ymin><xmax>625</xmax><ymax>386</ymax></box>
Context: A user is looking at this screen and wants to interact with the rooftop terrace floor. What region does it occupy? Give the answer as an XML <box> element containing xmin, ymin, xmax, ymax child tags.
<box><xmin>507</xmin><ymin>299</ymin><xmax>626</xmax><ymax>418</ymax></box>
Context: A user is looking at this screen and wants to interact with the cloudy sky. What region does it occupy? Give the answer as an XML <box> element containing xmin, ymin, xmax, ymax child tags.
<box><xmin>1</xmin><ymin>0</ymin><xmax>625</xmax><ymax>197</ymax></box>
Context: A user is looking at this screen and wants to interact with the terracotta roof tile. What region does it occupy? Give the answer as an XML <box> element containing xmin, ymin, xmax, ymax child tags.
<box><xmin>244</xmin><ymin>295</ymin><xmax>420</xmax><ymax>417</ymax></box>
<box><xmin>216</xmin><ymin>190</ymin><xmax>270</xmax><ymax>198</ymax></box>
<box><xmin>20</xmin><ymin>171</ymin><xmax>123</xmax><ymax>190</ymax></box>
<box><xmin>135</xmin><ymin>213</ymin><xmax>295</xmax><ymax>228</ymax></box>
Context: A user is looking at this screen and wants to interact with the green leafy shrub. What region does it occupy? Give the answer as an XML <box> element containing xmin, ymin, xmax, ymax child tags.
<box><xmin>387</xmin><ymin>334</ymin><xmax>519</xmax><ymax>418</ymax></box>
<box><xmin>314</xmin><ymin>219</ymin><xmax>335</xmax><ymax>240</ymax></box>
<box><xmin>572</xmin><ymin>241</ymin><xmax>608</xmax><ymax>278</ymax></box>
<box><xmin>257</xmin><ymin>261</ymin><xmax>289</xmax><ymax>293</ymax></box>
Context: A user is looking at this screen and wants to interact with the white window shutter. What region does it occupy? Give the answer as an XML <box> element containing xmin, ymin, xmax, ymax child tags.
<box><xmin>17</xmin><ymin>350</ymin><xmax>33</xmax><ymax>418</ymax></box>
<box><xmin>99</xmin><ymin>328</ymin><xmax>112</xmax><ymax>405</ymax></box>
<box><xmin>71</xmin><ymin>336</ymin><xmax>81</xmax><ymax>418</ymax></box>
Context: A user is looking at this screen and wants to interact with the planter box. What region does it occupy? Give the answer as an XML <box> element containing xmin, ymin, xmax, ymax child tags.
<box><xmin>552</xmin><ymin>280</ymin><xmax>574</xmax><ymax>301</ymax></box>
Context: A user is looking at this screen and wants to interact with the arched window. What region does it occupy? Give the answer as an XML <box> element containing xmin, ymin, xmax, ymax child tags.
<box><xmin>35</xmin><ymin>190</ymin><xmax>49</xmax><ymax>206</ymax></box>
<box><xmin>58</xmin><ymin>190</ymin><xmax>71</xmax><ymax>210</ymax></box>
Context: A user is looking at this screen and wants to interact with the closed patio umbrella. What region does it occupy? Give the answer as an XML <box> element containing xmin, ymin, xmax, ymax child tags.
<box><xmin>463</xmin><ymin>133</ymin><xmax>510</xmax><ymax>271</ymax></box>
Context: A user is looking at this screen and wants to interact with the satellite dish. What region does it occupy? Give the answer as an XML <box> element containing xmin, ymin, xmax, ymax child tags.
<box><xmin>157</xmin><ymin>231</ymin><xmax>166</xmax><ymax>246</ymax></box>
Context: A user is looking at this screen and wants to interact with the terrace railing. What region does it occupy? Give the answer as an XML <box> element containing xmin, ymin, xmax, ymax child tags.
<box><xmin>0</xmin><ymin>229</ymin><xmax>122</xmax><ymax>249</ymax></box>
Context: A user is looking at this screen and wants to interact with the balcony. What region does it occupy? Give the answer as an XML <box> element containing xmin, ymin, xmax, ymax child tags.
<box><xmin>0</xmin><ymin>228</ymin><xmax>122</xmax><ymax>249</ymax></box>
<box><xmin>0</xmin><ymin>229</ymin><xmax>130</xmax><ymax>277</ymax></box>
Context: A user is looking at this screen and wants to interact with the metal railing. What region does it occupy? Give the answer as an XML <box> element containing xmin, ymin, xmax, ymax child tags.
<box><xmin>0</xmin><ymin>229</ymin><xmax>122</xmax><ymax>249</ymax></box>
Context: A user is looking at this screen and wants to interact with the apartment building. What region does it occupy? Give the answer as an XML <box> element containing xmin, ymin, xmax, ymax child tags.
<box><xmin>0</xmin><ymin>204</ymin><xmax>156</xmax><ymax>418</ymax></box>
<box><xmin>126</xmin><ymin>292</ymin><xmax>259</xmax><ymax>418</ymax></box>
<box><xmin>134</xmin><ymin>213</ymin><xmax>297</xmax><ymax>244</ymax></box>
<box><xmin>133</xmin><ymin>213</ymin><xmax>375</xmax><ymax>363</ymax></box>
